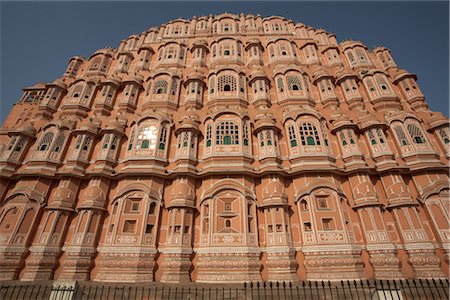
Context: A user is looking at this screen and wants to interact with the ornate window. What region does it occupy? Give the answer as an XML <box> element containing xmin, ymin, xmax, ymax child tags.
<box><xmin>216</xmin><ymin>121</ymin><xmax>239</xmax><ymax>145</ymax></box>
<box><xmin>288</xmin><ymin>125</ymin><xmax>297</xmax><ymax>147</ymax></box>
<box><xmin>204</xmin><ymin>116</ymin><xmax>251</xmax><ymax>158</ymax></box>
<box><xmin>277</xmin><ymin>77</ymin><xmax>285</xmax><ymax>93</ymax></box>
<box><xmin>407</xmin><ymin>124</ymin><xmax>426</xmax><ymax>144</ymax></box>
<box><xmin>153</xmin><ymin>80</ymin><xmax>168</xmax><ymax>95</ymax></box>
<box><xmin>206</xmin><ymin>125</ymin><xmax>212</xmax><ymax>147</ymax></box>
<box><xmin>394</xmin><ymin>126</ymin><xmax>409</xmax><ymax>146</ymax></box>
<box><xmin>136</xmin><ymin>125</ymin><xmax>158</xmax><ymax>150</ymax></box>
<box><xmin>158</xmin><ymin>127</ymin><xmax>168</xmax><ymax>150</ymax></box>
<box><xmin>299</xmin><ymin>123</ymin><xmax>320</xmax><ymax>146</ymax></box>
<box><xmin>287</xmin><ymin>76</ymin><xmax>302</xmax><ymax>91</ymax></box>
<box><xmin>126</xmin><ymin>119</ymin><xmax>170</xmax><ymax>160</ymax></box>
<box><xmin>438</xmin><ymin>127</ymin><xmax>450</xmax><ymax>144</ymax></box>
<box><xmin>38</xmin><ymin>132</ymin><xmax>54</xmax><ymax>151</ymax></box>
<box><xmin>218</xmin><ymin>75</ymin><xmax>237</xmax><ymax>92</ymax></box>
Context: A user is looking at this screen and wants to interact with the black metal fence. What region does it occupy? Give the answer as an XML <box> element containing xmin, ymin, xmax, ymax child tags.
<box><xmin>0</xmin><ymin>279</ymin><xmax>448</xmax><ymax>299</ymax></box>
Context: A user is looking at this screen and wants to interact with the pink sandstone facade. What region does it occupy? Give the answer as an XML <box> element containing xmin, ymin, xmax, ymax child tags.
<box><xmin>0</xmin><ymin>13</ymin><xmax>449</xmax><ymax>283</ymax></box>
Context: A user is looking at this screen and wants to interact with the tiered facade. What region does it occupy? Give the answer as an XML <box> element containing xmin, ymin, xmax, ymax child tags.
<box><xmin>0</xmin><ymin>13</ymin><xmax>449</xmax><ymax>283</ymax></box>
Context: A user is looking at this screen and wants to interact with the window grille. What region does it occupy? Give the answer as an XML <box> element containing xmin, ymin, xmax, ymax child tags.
<box><xmin>74</xmin><ymin>135</ymin><xmax>82</xmax><ymax>150</ymax></box>
<box><xmin>103</xmin><ymin>134</ymin><xmax>111</xmax><ymax>149</ymax></box>
<box><xmin>376</xmin><ymin>128</ymin><xmax>385</xmax><ymax>144</ymax></box>
<box><xmin>266</xmin><ymin>130</ymin><xmax>273</xmax><ymax>146</ymax></box>
<box><xmin>439</xmin><ymin>127</ymin><xmax>450</xmax><ymax>144</ymax></box>
<box><xmin>209</xmin><ymin>77</ymin><xmax>215</xmax><ymax>94</ymax></box>
<box><xmin>153</xmin><ymin>80</ymin><xmax>168</xmax><ymax>95</ymax></box>
<box><xmin>243</xmin><ymin>121</ymin><xmax>249</xmax><ymax>146</ymax></box>
<box><xmin>82</xmin><ymin>136</ymin><xmax>92</xmax><ymax>151</ymax></box>
<box><xmin>215</xmin><ymin>121</ymin><xmax>239</xmax><ymax>145</ymax></box>
<box><xmin>277</xmin><ymin>77</ymin><xmax>284</xmax><ymax>92</ymax></box>
<box><xmin>368</xmin><ymin>130</ymin><xmax>376</xmax><ymax>145</ymax></box>
<box><xmin>14</xmin><ymin>137</ymin><xmax>25</xmax><ymax>152</ymax></box>
<box><xmin>407</xmin><ymin>124</ymin><xmax>426</xmax><ymax>144</ymax></box>
<box><xmin>182</xmin><ymin>132</ymin><xmax>189</xmax><ymax>147</ymax></box>
<box><xmin>218</xmin><ymin>75</ymin><xmax>237</xmax><ymax>92</ymax></box>
<box><xmin>394</xmin><ymin>126</ymin><xmax>409</xmax><ymax>146</ymax></box>
<box><xmin>170</xmin><ymin>79</ymin><xmax>178</xmax><ymax>96</ymax></box>
<box><xmin>340</xmin><ymin>131</ymin><xmax>347</xmax><ymax>146</ymax></box>
<box><xmin>259</xmin><ymin>132</ymin><xmax>265</xmax><ymax>147</ymax></box>
<box><xmin>159</xmin><ymin>126</ymin><xmax>167</xmax><ymax>150</ymax></box>
<box><xmin>110</xmin><ymin>136</ymin><xmax>118</xmax><ymax>150</ymax></box>
<box><xmin>288</xmin><ymin>125</ymin><xmax>297</xmax><ymax>147</ymax></box>
<box><xmin>287</xmin><ymin>76</ymin><xmax>302</xmax><ymax>91</ymax></box>
<box><xmin>38</xmin><ymin>132</ymin><xmax>54</xmax><ymax>151</ymax></box>
<box><xmin>6</xmin><ymin>136</ymin><xmax>17</xmax><ymax>151</ymax></box>
<box><xmin>206</xmin><ymin>125</ymin><xmax>212</xmax><ymax>147</ymax></box>
<box><xmin>137</xmin><ymin>125</ymin><xmax>158</xmax><ymax>150</ymax></box>
<box><xmin>348</xmin><ymin>130</ymin><xmax>356</xmax><ymax>144</ymax></box>
<box><xmin>51</xmin><ymin>132</ymin><xmax>65</xmax><ymax>153</ymax></box>
<box><xmin>299</xmin><ymin>123</ymin><xmax>321</xmax><ymax>146</ymax></box>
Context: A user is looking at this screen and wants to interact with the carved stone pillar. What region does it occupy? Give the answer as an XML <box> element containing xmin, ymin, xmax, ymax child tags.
<box><xmin>22</xmin><ymin>178</ymin><xmax>79</xmax><ymax>280</ymax></box>
<box><xmin>381</xmin><ymin>172</ymin><xmax>445</xmax><ymax>278</ymax></box>
<box><xmin>348</xmin><ymin>173</ymin><xmax>403</xmax><ymax>278</ymax></box>
<box><xmin>261</xmin><ymin>176</ymin><xmax>297</xmax><ymax>282</ymax></box>
<box><xmin>59</xmin><ymin>177</ymin><xmax>109</xmax><ymax>281</ymax></box>
<box><xmin>160</xmin><ymin>177</ymin><xmax>195</xmax><ymax>282</ymax></box>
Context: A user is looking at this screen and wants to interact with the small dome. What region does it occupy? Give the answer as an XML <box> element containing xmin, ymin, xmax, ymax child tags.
<box><xmin>427</xmin><ymin>112</ymin><xmax>449</xmax><ymax>130</ymax></box>
<box><xmin>51</xmin><ymin>79</ymin><xmax>68</xmax><ymax>89</ymax></box>
<box><xmin>53</xmin><ymin>187</ymin><xmax>73</xmax><ymax>202</ymax></box>
<box><xmin>84</xmin><ymin>186</ymin><xmax>106</xmax><ymax>203</ymax></box>
<box><xmin>330</xmin><ymin>113</ymin><xmax>354</xmax><ymax>132</ymax></box>
<box><xmin>12</xmin><ymin>121</ymin><xmax>36</xmax><ymax>137</ymax></box>
<box><xmin>171</xmin><ymin>181</ymin><xmax>195</xmax><ymax>201</ymax></box>
<box><xmin>249</xmin><ymin>68</ymin><xmax>267</xmax><ymax>80</ymax></box>
<box><xmin>187</xmin><ymin>71</ymin><xmax>205</xmax><ymax>81</ymax></box>
<box><xmin>312</xmin><ymin>67</ymin><xmax>332</xmax><ymax>83</ymax></box>
<box><xmin>78</xmin><ymin>116</ymin><xmax>101</xmax><ymax>134</ymax></box>
<box><xmin>335</xmin><ymin>68</ymin><xmax>357</xmax><ymax>83</ymax></box>
<box><xmin>262</xmin><ymin>180</ymin><xmax>286</xmax><ymax>200</ymax></box>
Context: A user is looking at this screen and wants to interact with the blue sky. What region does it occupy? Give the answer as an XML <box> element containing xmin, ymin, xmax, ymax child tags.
<box><xmin>1</xmin><ymin>1</ymin><xmax>448</xmax><ymax>123</ymax></box>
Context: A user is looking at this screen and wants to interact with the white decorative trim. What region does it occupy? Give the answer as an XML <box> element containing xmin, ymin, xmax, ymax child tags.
<box><xmin>97</xmin><ymin>246</ymin><xmax>158</xmax><ymax>254</ymax></box>
<box><xmin>159</xmin><ymin>247</ymin><xmax>193</xmax><ymax>254</ymax></box>
<box><xmin>404</xmin><ymin>243</ymin><xmax>436</xmax><ymax>251</ymax></box>
<box><xmin>194</xmin><ymin>246</ymin><xmax>261</xmax><ymax>254</ymax></box>
<box><xmin>263</xmin><ymin>246</ymin><xmax>295</xmax><ymax>254</ymax></box>
<box><xmin>298</xmin><ymin>244</ymin><xmax>362</xmax><ymax>253</ymax></box>
<box><xmin>366</xmin><ymin>243</ymin><xmax>397</xmax><ymax>251</ymax></box>
<box><xmin>0</xmin><ymin>245</ymin><xmax>28</xmax><ymax>253</ymax></box>
<box><xmin>29</xmin><ymin>246</ymin><xmax>61</xmax><ymax>253</ymax></box>
<box><xmin>62</xmin><ymin>246</ymin><xmax>97</xmax><ymax>254</ymax></box>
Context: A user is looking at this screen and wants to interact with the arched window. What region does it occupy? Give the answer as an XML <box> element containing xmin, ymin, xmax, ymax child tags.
<box><xmin>216</xmin><ymin>121</ymin><xmax>239</xmax><ymax>145</ymax></box>
<box><xmin>225</xmin><ymin>220</ymin><xmax>231</xmax><ymax>227</ymax></box>
<box><xmin>159</xmin><ymin>127</ymin><xmax>167</xmax><ymax>150</ymax></box>
<box><xmin>300</xmin><ymin>200</ymin><xmax>308</xmax><ymax>211</ymax></box>
<box><xmin>287</xmin><ymin>76</ymin><xmax>302</xmax><ymax>91</ymax></box>
<box><xmin>149</xmin><ymin>202</ymin><xmax>156</xmax><ymax>215</ymax></box>
<box><xmin>38</xmin><ymin>132</ymin><xmax>54</xmax><ymax>151</ymax></box>
<box><xmin>407</xmin><ymin>124</ymin><xmax>426</xmax><ymax>144</ymax></box>
<box><xmin>224</xmin><ymin>50</ymin><xmax>230</xmax><ymax>56</ymax></box>
<box><xmin>299</xmin><ymin>123</ymin><xmax>320</xmax><ymax>146</ymax></box>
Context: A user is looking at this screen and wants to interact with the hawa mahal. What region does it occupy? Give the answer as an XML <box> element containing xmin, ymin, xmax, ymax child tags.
<box><xmin>0</xmin><ymin>13</ymin><xmax>448</xmax><ymax>283</ymax></box>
